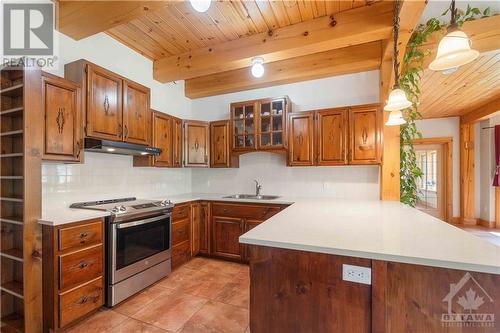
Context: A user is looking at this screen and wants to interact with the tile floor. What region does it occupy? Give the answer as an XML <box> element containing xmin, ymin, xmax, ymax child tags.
<box><xmin>61</xmin><ymin>257</ymin><xmax>250</xmax><ymax>333</ymax></box>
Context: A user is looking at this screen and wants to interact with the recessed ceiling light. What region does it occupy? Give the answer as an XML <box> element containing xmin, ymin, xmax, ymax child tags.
<box><xmin>251</xmin><ymin>57</ymin><xmax>265</xmax><ymax>78</ymax></box>
<box><xmin>190</xmin><ymin>0</ymin><xmax>211</xmax><ymax>13</ymax></box>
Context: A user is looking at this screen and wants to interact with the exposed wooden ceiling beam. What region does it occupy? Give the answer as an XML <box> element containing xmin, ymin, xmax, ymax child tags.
<box><xmin>185</xmin><ymin>41</ymin><xmax>381</xmax><ymax>99</ymax></box>
<box><xmin>57</xmin><ymin>1</ymin><xmax>169</xmax><ymax>40</ymax></box>
<box><xmin>420</xmin><ymin>15</ymin><xmax>500</xmax><ymax>69</ymax></box>
<box><xmin>154</xmin><ymin>1</ymin><xmax>393</xmax><ymax>83</ymax></box>
<box><xmin>461</xmin><ymin>96</ymin><xmax>500</xmax><ymax>124</ymax></box>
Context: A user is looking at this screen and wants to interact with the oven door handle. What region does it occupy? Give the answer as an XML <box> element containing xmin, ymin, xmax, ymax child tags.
<box><xmin>116</xmin><ymin>214</ymin><xmax>170</xmax><ymax>229</ymax></box>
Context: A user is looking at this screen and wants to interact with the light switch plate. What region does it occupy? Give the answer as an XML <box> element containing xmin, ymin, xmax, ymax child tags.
<box><xmin>342</xmin><ymin>264</ymin><xmax>371</xmax><ymax>285</ymax></box>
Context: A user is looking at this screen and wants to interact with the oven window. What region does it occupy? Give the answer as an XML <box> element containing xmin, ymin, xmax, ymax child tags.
<box><xmin>116</xmin><ymin>216</ymin><xmax>170</xmax><ymax>270</ymax></box>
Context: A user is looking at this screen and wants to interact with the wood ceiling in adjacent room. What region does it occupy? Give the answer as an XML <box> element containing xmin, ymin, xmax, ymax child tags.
<box><xmin>106</xmin><ymin>0</ymin><xmax>381</xmax><ymax>59</ymax></box>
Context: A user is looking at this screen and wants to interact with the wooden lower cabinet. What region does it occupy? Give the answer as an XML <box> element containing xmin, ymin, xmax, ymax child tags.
<box><xmin>212</xmin><ymin>216</ymin><xmax>244</xmax><ymax>260</ymax></box>
<box><xmin>190</xmin><ymin>201</ymin><xmax>211</xmax><ymax>257</ymax></box>
<box><xmin>172</xmin><ymin>203</ymin><xmax>192</xmax><ymax>269</ymax></box>
<box><xmin>241</xmin><ymin>219</ymin><xmax>262</xmax><ymax>263</ymax></box>
<box><xmin>43</xmin><ymin>218</ymin><xmax>105</xmax><ymax>332</ymax></box>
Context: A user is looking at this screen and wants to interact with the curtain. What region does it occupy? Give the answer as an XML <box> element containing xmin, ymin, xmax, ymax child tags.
<box><xmin>493</xmin><ymin>125</ymin><xmax>500</xmax><ymax>186</ymax></box>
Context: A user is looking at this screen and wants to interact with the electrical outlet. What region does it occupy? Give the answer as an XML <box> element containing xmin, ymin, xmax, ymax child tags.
<box><xmin>342</xmin><ymin>264</ymin><xmax>371</xmax><ymax>285</ymax></box>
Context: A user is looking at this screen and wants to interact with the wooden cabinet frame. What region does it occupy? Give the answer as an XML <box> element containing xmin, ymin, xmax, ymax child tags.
<box><xmin>210</xmin><ymin>120</ymin><xmax>238</xmax><ymax>168</ymax></box>
<box><xmin>183</xmin><ymin>120</ymin><xmax>209</xmax><ymax>167</ymax></box>
<box><xmin>122</xmin><ymin>79</ymin><xmax>151</xmax><ymax>145</ymax></box>
<box><xmin>316</xmin><ymin>108</ymin><xmax>348</xmax><ymax>166</ymax></box>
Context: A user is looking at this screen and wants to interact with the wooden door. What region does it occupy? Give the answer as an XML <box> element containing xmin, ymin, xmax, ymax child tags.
<box><xmin>258</xmin><ymin>97</ymin><xmax>288</xmax><ymax>150</ymax></box>
<box><xmin>242</xmin><ymin>219</ymin><xmax>262</xmax><ymax>262</ymax></box>
<box><xmin>86</xmin><ymin>64</ymin><xmax>123</xmax><ymax>141</ymax></box>
<box><xmin>191</xmin><ymin>203</ymin><xmax>200</xmax><ymax>256</ymax></box>
<box><xmin>152</xmin><ymin>112</ymin><xmax>173</xmax><ymax>167</ymax></box>
<box><xmin>212</xmin><ymin>216</ymin><xmax>242</xmax><ymax>260</ymax></box>
<box><xmin>184</xmin><ymin>120</ymin><xmax>209</xmax><ymax>167</ymax></box>
<box><xmin>172</xmin><ymin>117</ymin><xmax>183</xmax><ymax>167</ymax></box>
<box><xmin>231</xmin><ymin>101</ymin><xmax>257</xmax><ymax>151</ymax></box>
<box><xmin>199</xmin><ymin>202</ymin><xmax>210</xmax><ymax>255</ymax></box>
<box><xmin>42</xmin><ymin>73</ymin><xmax>83</xmax><ymax>162</ymax></box>
<box><xmin>123</xmin><ymin>80</ymin><xmax>151</xmax><ymax>145</ymax></box>
<box><xmin>210</xmin><ymin>120</ymin><xmax>230</xmax><ymax>167</ymax></box>
<box><xmin>317</xmin><ymin>108</ymin><xmax>348</xmax><ymax>165</ymax></box>
<box><xmin>288</xmin><ymin>112</ymin><xmax>314</xmax><ymax>166</ymax></box>
<box><xmin>349</xmin><ymin>105</ymin><xmax>381</xmax><ymax>164</ymax></box>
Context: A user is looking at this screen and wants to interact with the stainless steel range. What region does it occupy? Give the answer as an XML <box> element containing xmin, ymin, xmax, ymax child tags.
<box><xmin>70</xmin><ymin>197</ymin><xmax>173</xmax><ymax>306</ymax></box>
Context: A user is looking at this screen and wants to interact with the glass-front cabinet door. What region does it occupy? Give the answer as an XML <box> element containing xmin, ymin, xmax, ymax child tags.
<box><xmin>258</xmin><ymin>97</ymin><xmax>287</xmax><ymax>149</ymax></box>
<box><xmin>231</xmin><ymin>102</ymin><xmax>257</xmax><ymax>151</ymax></box>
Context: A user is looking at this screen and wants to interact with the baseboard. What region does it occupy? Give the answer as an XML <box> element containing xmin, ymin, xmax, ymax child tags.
<box><xmin>478</xmin><ymin>219</ymin><xmax>496</xmax><ymax>228</ymax></box>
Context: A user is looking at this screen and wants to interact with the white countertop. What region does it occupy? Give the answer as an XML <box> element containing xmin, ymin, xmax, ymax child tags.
<box><xmin>40</xmin><ymin>194</ymin><xmax>500</xmax><ymax>274</ymax></box>
<box><xmin>239</xmin><ymin>198</ymin><xmax>500</xmax><ymax>275</ymax></box>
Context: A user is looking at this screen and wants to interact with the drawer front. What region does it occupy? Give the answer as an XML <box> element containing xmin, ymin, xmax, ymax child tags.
<box><xmin>59</xmin><ymin>245</ymin><xmax>103</xmax><ymax>291</ymax></box>
<box><xmin>212</xmin><ymin>203</ymin><xmax>281</xmax><ymax>220</ymax></box>
<box><xmin>173</xmin><ymin>203</ymin><xmax>190</xmax><ymax>221</ymax></box>
<box><xmin>59</xmin><ymin>277</ymin><xmax>103</xmax><ymax>327</ymax></box>
<box><xmin>59</xmin><ymin>220</ymin><xmax>103</xmax><ymax>251</ymax></box>
<box><xmin>172</xmin><ymin>240</ymin><xmax>191</xmax><ymax>270</ymax></box>
<box><xmin>172</xmin><ymin>219</ymin><xmax>190</xmax><ymax>246</ymax></box>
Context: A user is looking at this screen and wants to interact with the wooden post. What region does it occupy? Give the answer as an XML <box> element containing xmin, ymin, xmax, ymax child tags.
<box><xmin>460</xmin><ymin>122</ymin><xmax>476</xmax><ymax>224</ymax></box>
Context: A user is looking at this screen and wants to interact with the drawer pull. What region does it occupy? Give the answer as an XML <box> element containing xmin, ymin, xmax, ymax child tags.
<box><xmin>78</xmin><ymin>296</ymin><xmax>89</xmax><ymax>304</ymax></box>
<box><xmin>79</xmin><ymin>232</ymin><xmax>88</xmax><ymax>239</ymax></box>
<box><xmin>79</xmin><ymin>261</ymin><xmax>89</xmax><ymax>269</ymax></box>
<box><xmin>177</xmin><ymin>230</ymin><xmax>185</xmax><ymax>236</ymax></box>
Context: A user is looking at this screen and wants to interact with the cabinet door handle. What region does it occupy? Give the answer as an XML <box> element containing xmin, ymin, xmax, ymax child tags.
<box><xmin>118</xmin><ymin>124</ymin><xmax>123</xmax><ymax>137</ymax></box>
<box><xmin>76</xmin><ymin>140</ymin><xmax>81</xmax><ymax>159</ymax></box>
<box><xmin>56</xmin><ymin>108</ymin><xmax>65</xmax><ymax>134</ymax></box>
<box><xmin>124</xmin><ymin>125</ymin><xmax>128</xmax><ymax>139</ymax></box>
<box><xmin>78</xmin><ymin>261</ymin><xmax>89</xmax><ymax>269</ymax></box>
<box><xmin>362</xmin><ymin>128</ymin><xmax>368</xmax><ymax>144</ymax></box>
<box><xmin>103</xmin><ymin>95</ymin><xmax>110</xmax><ymax>114</ymax></box>
<box><xmin>194</xmin><ymin>139</ymin><xmax>199</xmax><ymax>151</ymax></box>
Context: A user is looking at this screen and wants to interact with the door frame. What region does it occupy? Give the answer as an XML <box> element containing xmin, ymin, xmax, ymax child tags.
<box><xmin>413</xmin><ymin>137</ymin><xmax>453</xmax><ymax>222</ymax></box>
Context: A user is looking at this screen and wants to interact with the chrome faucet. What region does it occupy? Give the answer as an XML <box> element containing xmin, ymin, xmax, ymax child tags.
<box><xmin>254</xmin><ymin>180</ymin><xmax>262</xmax><ymax>197</ymax></box>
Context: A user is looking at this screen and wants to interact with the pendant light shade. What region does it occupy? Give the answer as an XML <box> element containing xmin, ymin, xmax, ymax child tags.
<box><xmin>429</xmin><ymin>29</ymin><xmax>479</xmax><ymax>71</ymax></box>
<box><xmin>384</xmin><ymin>87</ymin><xmax>412</xmax><ymax>112</ymax></box>
<box><xmin>190</xmin><ymin>0</ymin><xmax>211</xmax><ymax>13</ymax></box>
<box><xmin>385</xmin><ymin>110</ymin><xmax>406</xmax><ymax>126</ymax></box>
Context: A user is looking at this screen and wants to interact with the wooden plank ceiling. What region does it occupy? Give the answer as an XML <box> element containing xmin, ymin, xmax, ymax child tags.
<box><xmin>106</xmin><ymin>1</ymin><xmax>380</xmax><ymax>60</ymax></box>
<box><xmin>419</xmin><ymin>51</ymin><xmax>500</xmax><ymax>119</ymax></box>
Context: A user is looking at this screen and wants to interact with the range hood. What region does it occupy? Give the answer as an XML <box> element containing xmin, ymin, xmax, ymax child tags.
<box><xmin>84</xmin><ymin>138</ymin><xmax>161</xmax><ymax>156</ymax></box>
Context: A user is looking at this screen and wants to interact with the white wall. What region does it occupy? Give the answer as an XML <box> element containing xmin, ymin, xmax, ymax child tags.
<box><xmin>191</xmin><ymin>71</ymin><xmax>381</xmax><ymax>199</ymax></box>
<box><xmin>42</xmin><ymin>32</ymin><xmax>193</xmax><ymax>205</ymax></box>
<box><xmin>415</xmin><ymin>117</ymin><xmax>460</xmax><ymax>217</ymax></box>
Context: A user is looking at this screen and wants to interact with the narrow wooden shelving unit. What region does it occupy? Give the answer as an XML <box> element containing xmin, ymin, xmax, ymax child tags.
<box><xmin>0</xmin><ymin>67</ymin><xmax>43</xmax><ymax>333</ymax></box>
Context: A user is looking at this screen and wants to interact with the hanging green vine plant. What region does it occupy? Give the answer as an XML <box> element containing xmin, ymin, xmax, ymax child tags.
<box><xmin>398</xmin><ymin>5</ymin><xmax>491</xmax><ymax>207</ymax></box>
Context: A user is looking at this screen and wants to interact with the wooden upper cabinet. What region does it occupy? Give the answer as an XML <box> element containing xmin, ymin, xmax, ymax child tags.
<box><xmin>317</xmin><ymin>108</ymin><xmax>348</xmax><ymax>165</ymax></box>
<box><xmin>288</xmin><ymin>112</ymin><xmax>314</xmax><ymax>166</ymax></box>
<box><xmin>123</xmin><ymin>80</ymin><xmax>151</xmax><ymax>145</ymax></box>
<box><xmin>86</xmin><ymin>64</ymin><xmax>123</xmax><ymax>141</ymax></box>
<box><xmin>184</xmin><ymin>120</ymin><xmax>209</xmax><ymax>167</ymax></box>
<box><xmin>42</xmin><ymin>72</ymin><xmax>83</xmax><ymax>163</ymax></box>
<box><xmin>258</xmin><ymin>97</ymin><xmax>288</xmax><ymax>150</ymax></box>
<box><xmin>152</xmin><ymin>111</ymin><xmax>173</xmax><ymax>166</ymax></box>
<box><xmin>349</xmin><ymin>105</ymin><xmax>381</xmax><ymax>164</ymax></box>
<box><xmin>231</xmin><ymin>101</ymin><xmax>258</xmax><ymax>151</ymax></box>
<box><xmin>172</xmin><ymin>117</ymin><xmax>183</xmax><ymax>167</ymax></box>
<box><xmin>210</xmin><ymin>120</ymin><xmax>238</xmax><ymax>168</ymax></box>
<box><xmin>65</xmin><ymin>60</ymin><xmax>151</xmax><ymax>145</ymax></box>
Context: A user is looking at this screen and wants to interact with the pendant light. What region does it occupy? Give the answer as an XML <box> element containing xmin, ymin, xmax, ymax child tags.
<box><xmin>190</xmin><ymin>0</ymin><xmax>211</xmax><ymax>13</ymax></box>
<box><xmin>384</xmin><ymin>0</ymin><xmax>411</xmax><ymax>125</ymax></box>
<box><xmin>429</xmin><ymin>0</ymin><xmax>479</xmax><ymax>72</ymax></box>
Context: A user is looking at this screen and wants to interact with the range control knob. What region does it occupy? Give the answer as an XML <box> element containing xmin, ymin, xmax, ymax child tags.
<box><xmin>118</xmin><ymin>205</ymin><xmax>127</xmax><ymax>212</ymax></box>
<box><xmin>159</xmin><ymin>200</ymin><xmax>172</xmax><ymax>207</ymax></box>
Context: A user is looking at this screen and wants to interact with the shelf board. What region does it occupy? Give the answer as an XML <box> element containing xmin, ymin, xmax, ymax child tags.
<box><xmin>0</xmin><ymin>176</ymin><xmax>23</xmax><ymax>180</ymax></box>
<box><xmin>0</xmin><ymin>196</ymin><xmax>23</xmax><ymax>203</ymax></box>
<box><xmin>0</xmin><ymin>130</ymin><xmax>23</xmax><ymax>137</ymax></box>
<box><xmin>1</xmin><ymin>313</ymin><xmax>24</xmax><ymax>333</ymax></box>
<box><xmin>0</xmin><ymin>249</ymin><xmax>23</xmax><ymax>262</ymax></box>
<box><xmin>0</xmin><ymin>281</ymin><xmax>24</xmax><ymax>299</ymax></box>
<box><xmin>0</xmin><ymin>153</ymin><xmax>23</xmax><ymax>158</ymax></box>
<box><xmin>0</xmin><ymin>107</ymin><xmax>23</xmax><ymax>117</ymax></box>
<box><xmin>0</xmin><ymin>217</ymin><xmax>23</xmax><ymax>225</ymax></box>
<box><xmin>0</xmin><ymin>84</ymin><xmax>23</xmax><ymax>97</ymax></box>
